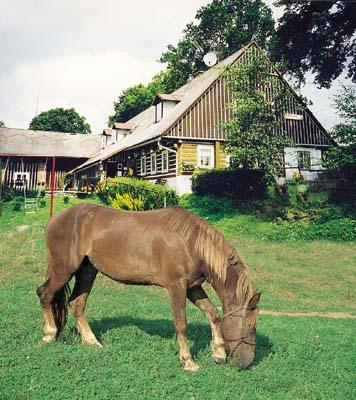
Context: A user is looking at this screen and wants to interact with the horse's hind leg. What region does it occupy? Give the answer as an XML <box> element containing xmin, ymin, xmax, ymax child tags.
<box><xmin>69</xmin><ymin>259</ymin><xmax>101</xmax><ymax>347</ymax></box>
<box><xmin>37</xmin><ymin>270</ymin><xmax>72</xmax><ymax>343</ymax></box>
<box><xmin>187</xmin><ymin>285</ymin><xmax>226</xmax><ymax>364</ymax></box>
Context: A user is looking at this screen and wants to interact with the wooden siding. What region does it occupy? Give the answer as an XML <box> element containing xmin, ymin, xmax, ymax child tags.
<box><xmin>106</xmin><ymin>141</ymin><xmax>177</xmax><ymax>181</ymax></box>
<box><xmin>178</xmin><ymin>141</ymin><xmax>226</xmax><ymax>174</ymax></box>
<box><xmin>1</xmin><ymin>156</ymin><xmax>84</xmax><ymax>190</ymax></box>
<box><xmin>165</xmin><ymin>46</ymin><xmax>333</xmax><ymax>147</ymax></box>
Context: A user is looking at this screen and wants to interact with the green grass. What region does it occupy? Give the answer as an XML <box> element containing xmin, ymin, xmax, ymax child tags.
<box><xmin>1</xmin><ymin>196</ymin><xmax>355</xmax><ymax>399</ymax></box>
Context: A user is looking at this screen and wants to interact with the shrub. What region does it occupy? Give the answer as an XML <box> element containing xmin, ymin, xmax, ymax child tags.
<box><xmin>191</xmin><ymin>168</ymin><xmax>267</xmax><ymax>200</ymax></box>
<box><xmin>1</xmin><ymin>186</ymin><xmax>15</xmax><ymax>202</ymax></box>
<box><xmin>39</xmin><ymin>199</ymin><xmax>46</xmax><ymax>208</ymax></box>
<box><xmin>110</xmin><ymin>193</ymin><xmax>144</xmax><ymax>211</ymax></box>
<box><xmin>12</xmin><ymin>197</ymin><xmax>23</xmax><ymax>211</ymax></box>
<box><xmin>26</xmin><ymin>189</ymin><xmax>39</xmax><ymax>198</ymax></box>
<box><xmin>63</xmin><ymin>196</ymin><xmax>70</xmax><ymax>204</ymax></box>
<box><xmin>98</xmin><ymin>178</ymin><xmax>178</xmax><ymax>210</ymax></box>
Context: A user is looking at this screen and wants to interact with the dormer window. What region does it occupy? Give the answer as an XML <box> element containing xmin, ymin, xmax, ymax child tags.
<box><xmin>153</xmin><ymin>93</ymin><xmax>183</xmax><ymax>123</ymax></box>
<box><xmin>113</xmin><ymin>122</ymin><xmax>135</xmax><ymax>141</ymax></box>
<box><xmin>101</xmin><ymin>128</ymin><xmax>112</xmax><ymax>149</ymax></box>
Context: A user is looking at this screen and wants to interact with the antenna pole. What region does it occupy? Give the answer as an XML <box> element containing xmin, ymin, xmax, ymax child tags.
<box><xmin>35</xmin><ymin>88</ymin><xmax>40</xmax><ymax>116</ymax></box>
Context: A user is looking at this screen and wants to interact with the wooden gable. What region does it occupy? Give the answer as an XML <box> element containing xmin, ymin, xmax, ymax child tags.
<box><xmin>164</xmin><ymin>44</ymin><xmax>333</xmax><ymax>147</ymax></box>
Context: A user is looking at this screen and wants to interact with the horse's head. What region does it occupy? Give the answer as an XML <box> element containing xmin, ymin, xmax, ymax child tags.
<box><xmin>221</xmin><ymin>292</ymin><xmax>261</xmax><ymax>370</ymax></box>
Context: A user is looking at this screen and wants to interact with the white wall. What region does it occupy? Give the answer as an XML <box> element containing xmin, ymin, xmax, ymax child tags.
<box><xmin>165</xmin><ymin>175</ymin><xmax>192</xmax><ymax>195</ymax></box>
<box><xmin>283</xmin><ymin>146</ymin><xmax>324</xmax><ymax>182</ymax></box>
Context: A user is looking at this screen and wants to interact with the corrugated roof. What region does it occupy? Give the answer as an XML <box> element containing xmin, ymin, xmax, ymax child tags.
<box><xmin>0</xmin><ymin>128</ymin><xmax>101</xmax><ymax>158</ymax></box>
<box><xmin>70</xmin><ymin>44</ymin><xmax>250</xmax><ymax>174</ymax></box>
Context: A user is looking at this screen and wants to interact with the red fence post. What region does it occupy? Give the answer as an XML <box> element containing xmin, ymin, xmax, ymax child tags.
<box><xmin>50</xmin><ymin>156</ymin><xmax>56</xmax><ymax>219</ymax></box>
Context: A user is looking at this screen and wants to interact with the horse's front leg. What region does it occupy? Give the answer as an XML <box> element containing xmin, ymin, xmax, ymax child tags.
<box><xmin>187</xmin><ymin>285</ymin><xmax>226</xmax><ymax>364</ymax></box>
<box><xmin>167</xmin><ymin>283</ymin><xmax>199</xmax><ymax>372</ymax></box>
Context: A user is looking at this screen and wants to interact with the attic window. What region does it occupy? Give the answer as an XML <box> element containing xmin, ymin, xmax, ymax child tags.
<box><xmin>153</xmin><ymin>93</ymin><xmax>183</xmax><ymax>123</ymax></box>
<box><xmin>285</xmin><ymin>113</ymin><xmax>303</xmax><ymax>121</ymax></box>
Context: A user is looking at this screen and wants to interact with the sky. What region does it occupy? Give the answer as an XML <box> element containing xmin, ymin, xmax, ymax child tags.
<box><xmin>0</xmin><ymin>0</ymin><xmax>351</xmax><ymax>134</ymax></box>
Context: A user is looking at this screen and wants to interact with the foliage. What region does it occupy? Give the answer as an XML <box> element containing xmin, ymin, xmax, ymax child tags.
<box><xmin>29</xmin><ymin>107</ymin><xmax>91</xmax><ymax>134</ymax></box>
<box><xmin>0</xmin><ymin>120</ymin><xmax>5</xmax><ymax>127</ymax></box>
<box><xmin>63</xmin><ymin>196</ymin><xmax>70</xmax><ymax>204</ymax></box>
<box><xmin>1</xmin><ymin>185</ymin><xmax>15</xmax><ymax>202</ymax></box>
<box><xmin>97</xmin><ymin>177</ymin><xmax>178</xmax><ymax>210</ymax></box>
<box><xmin>12</xmin><ymin>196</ymin><xmax>24</xmax><ymax>212</ymax></box>
<box><xmin>26</xmin><ymin>189</ymin><xmax>40</xmax><ymax>198</ymax></box>
<box><xmin>324</xmin><ymin>86</ymin><xmax>356</xmax><ymax>205</ymax></box>
<box><xmin>38</xmin><ymin>199</ymin><xmax>46</xmax><ymax>208</ymax></box>
<box><xmin>181</xmin><ymin>193</ymin><xmax>356</xmax><ymax>242</ymax></box>
<box><xmin>160</xmin><ymin>0</ymin><xmax>276</xmax><ymax>92</ymax></box>
<box><xmin>109</xmin><ymin>71</ymin><xmax>168</xmax><ymax>124</ymax></box>
<box><xmin>109</xmin><ymin>192</ymin><xmax>144</xmax><ymax>211</ymax></box>
<box><xmin>192</xmin><ymin>168</ymin><xmax>267</xmax><ymax>200</ymax></box>
<box><xmin>222</xmin><ymin>47</ymin><xmax>293</xmax><ymax>183</ymax></box>
<box><xmin>273</xmin><ymin>0</ymin><xmax>356</xmax><ymax>87</ymax></box>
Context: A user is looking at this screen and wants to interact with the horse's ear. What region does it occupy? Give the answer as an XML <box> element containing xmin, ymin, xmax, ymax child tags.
<box><xmin>248</xmin><ymin>292</ymin><xmax>261</xmax><ymax>309</ymax></box>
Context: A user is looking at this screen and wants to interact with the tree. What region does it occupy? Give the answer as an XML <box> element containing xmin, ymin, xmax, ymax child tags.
<box><xmin>324</xmin><ymin>86</ymin><xmax>356</xmax><ymax>205</ymax></box>
<box><xmin>222</xmin><ymin>48</ymin><xmax>294</xmax><ymax>183</ymax></box>
<box><xmin>273</xmin><ymin>1</ymin><xmax>356</xmax><ymax>88</ymax></box>
<box><xmin>29</xmin><ymin>108</ymin><xmax>91</xmax><ymax>134</ymax></box>
<box><xmin>109</xmin><ymin>71</ymin><xmax>168</xmax><ymax>124</ymax></box>
<box><xmin>160</xmin><ymin>0</ymin><xmax>276</xmax><ymax>92</ymax></box>
<box><xmin>0</xmin><ymin>120</ymin><xmax>5</xmax><ymax>128</ymax></box>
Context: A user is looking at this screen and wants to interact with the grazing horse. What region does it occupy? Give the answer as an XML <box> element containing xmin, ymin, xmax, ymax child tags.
<box><xmin>37</xmin><ymin>203</ymin><xmax>260</xmax><ymax>371</ymax></box>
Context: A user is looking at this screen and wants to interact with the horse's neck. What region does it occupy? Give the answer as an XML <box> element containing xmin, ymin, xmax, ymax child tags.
<box><xmin>211</xmin><ymin>265</ymin><xmax>240</xmax><ymax>314</ymax></box>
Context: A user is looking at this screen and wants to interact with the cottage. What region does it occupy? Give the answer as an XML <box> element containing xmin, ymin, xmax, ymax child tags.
<box><xmin>0</xmin><ymin>128</ymin><xmax>101</xmax><ymax>191</ymax></box>
<box><xmin>70</xmin><ymin>42</ymin><xmax>335</xmax><ymax>195</ymax></box>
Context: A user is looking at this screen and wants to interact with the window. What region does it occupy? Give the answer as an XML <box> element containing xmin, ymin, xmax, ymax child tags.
<box><xmin>101</xmin><ymin>135</ymin><xmax>107</xmax><ymax>149</ymax></box>
<box><xmin>141</xmin><ymin>155</ymin><xmax>146</xmax><ymax>175</ymax></box>
<box><xmin>297</xmin><ymin>151</ymin><xmax>311</xmax><ymax>170</ymax></box>
<box><xmin>151</xmin><ymin>152</ymin><xmax>157</xmax><ymax>174</ymax></box>
<box><xmin>197</xmin><ymin>145</ymin><xmax>214</xmax><ymax>169</ymax></box>
<box><xmin>162</xmin><ymin>150</ymin><xmax>169</xmax><ymax>173</ymax></box>
<box><xmin>155</xmin><ymin>102</ymin><xmax>163</xmax><ymax>123</ymax></box>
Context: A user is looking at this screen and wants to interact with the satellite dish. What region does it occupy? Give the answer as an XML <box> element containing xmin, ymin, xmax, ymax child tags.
<box><xmin>203</xmin><ymin>52</ymin><xmax>217</xmax><ymax>67</ymax></box>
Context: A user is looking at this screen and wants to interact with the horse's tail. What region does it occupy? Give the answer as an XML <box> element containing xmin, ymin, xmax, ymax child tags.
<box><xmin>52</xmin><ymin>283</ymin><xmax>71</xmax><ymax>334</ymax></box>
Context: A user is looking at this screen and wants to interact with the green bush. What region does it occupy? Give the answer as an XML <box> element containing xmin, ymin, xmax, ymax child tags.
<box><xmin>63</xmin><ymin>196</ymin><xmax>70</xmax><ymax>204</ymax></box>
<box><xmin>192</xmin><ymin>168</ymin><xmax>268</xmax><ymax>200</ymax></box>
<box><xmin>12</xmin><ymin>197</ymin><xmax>24</xmax><ymax>211</ymax></box>
<box><xmin>1</xmin><ymin>186</ymin><xmax>15</xmax><ymax>202</ymax></box>
<box><xmin>39</xmin><ymin>199</ymin><xmax>46</xmax><ymax>208</ymax></box>
<box><xmin>26</xmin><ymin>189</ymin><xmax>39</xmax><ymax>198</ymax></box>
<box><xmin>98</xmin><ymin>177</ymin><xmax>178</xmax><ymax>210</ymax></box>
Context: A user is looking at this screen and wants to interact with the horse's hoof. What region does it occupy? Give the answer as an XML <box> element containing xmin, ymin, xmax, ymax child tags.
<box><xmin>40</xmin><ymin>335</ymin><xmax>56</xmax><ymax>344</ymax></box>
<box><xmin>83</xmin><ymin>339</ymin><xmax>103</xmax><ymax>348</ymax></box>
<box><xmin>183</xmin><ymin>361</ymin><xmax>200</xmax><ymax>372</ymax></box>
<box><xmin>213</xmin><ymin>354</ymin><xmax>226</xmax><ymax>364</ymax></box>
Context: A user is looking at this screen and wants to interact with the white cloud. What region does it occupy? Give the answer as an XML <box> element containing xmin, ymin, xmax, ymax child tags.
<box><xmin>0</xmin><ymin>51</ymin><xmax>164</xmax><ymax>133</ymax></box>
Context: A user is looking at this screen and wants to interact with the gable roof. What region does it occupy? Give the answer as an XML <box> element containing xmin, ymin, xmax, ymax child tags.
<box><xmin>0</xmin><ymin>128</ymin><xmax>101</xmax><ymax>158</ymax></box>
<box><xmin>70</xmin><ymin>44</ymin><xmax>250</xmax><ymax>173</ymax></box>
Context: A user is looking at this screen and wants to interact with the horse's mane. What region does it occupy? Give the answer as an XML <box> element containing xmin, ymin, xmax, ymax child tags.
<box><xmin>165</xmin><ymin>207</ymin><xmax>253</xmax><ymax>306</ymax></box>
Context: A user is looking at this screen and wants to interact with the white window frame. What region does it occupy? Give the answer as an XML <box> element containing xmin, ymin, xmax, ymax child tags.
<box><xmin>140</xmin><ymin>155</ymin><xmax>146</xmax><ymax>176</ymax></box>
<box><xmin>161</xmin><ymin>150</ymin><xmax>169</xmax><ymax>173</ymax></box>
<box><xmin>150</xmin><ymin>152</ymin><xmax>157</xmax><ymax>174</ymax></box>
<box><xmin>101</xmin><ymin>135</ymin><xmax>107</xmax><ymax>149</ymax></box>
<box><xmin>197</xmin><ymin>144</ymin><xmax>215</xmax><ymax>169</ymax></box>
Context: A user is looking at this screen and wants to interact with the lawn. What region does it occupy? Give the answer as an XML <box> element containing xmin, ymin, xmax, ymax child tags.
<box><xmin>0</xmin><ymin>196</ymin><xmax>355</xmax><ymax>399</ymax></box>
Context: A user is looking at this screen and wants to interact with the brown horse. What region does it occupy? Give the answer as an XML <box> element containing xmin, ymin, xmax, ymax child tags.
<box><xmin>37</xmin><ymin>203</ymin><xmax>260</xmax><ymax>371</ymax></box>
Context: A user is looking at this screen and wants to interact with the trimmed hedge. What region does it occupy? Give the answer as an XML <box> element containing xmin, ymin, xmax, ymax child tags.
<box><xmin>97</xmin><ymin>177</ymin><xmax>178</xmax><ymax>210</ymax></box>
<box><xmin>191</xmin><ymin>168</ymin><xmax>268</xmax><ymax>200</ymax></box>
